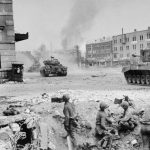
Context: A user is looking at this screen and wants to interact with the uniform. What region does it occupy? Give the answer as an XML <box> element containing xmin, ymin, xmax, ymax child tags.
<box><xmin>140</xmin><ymin>107</ymin><xmax>150</xmax><ymax>150</ymax></box>
<box><xmin>95</xmin><ymin>110</ymin><xmax>112</xmax><ymax>137</ymax></box>
<box><xmin>63</xmin><ymin>97</ymin><xmax>77</xmax><ymax>148</ymax></box>
<box><xmin>118</xmin><ymin>101</ymin><xmax>137</xmax><ymax>132</ymax></box>
<box><xmin>95</xmin><ymin>102</ymin><xmax>113</xmax><ymax>139</ymax></box>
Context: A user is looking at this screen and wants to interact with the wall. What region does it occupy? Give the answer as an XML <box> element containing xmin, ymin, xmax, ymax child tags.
<box><xmin>112</xmin><ymin>27</ymin><xmax>150</xmax><ymax>62</ymax></box>
<box><xmin>86</xmin><ymin>40</ymin><xmax>113</xmax><ymax>66</ymax></box>
<box><xmin>0</xmin><ymin>0</ymin><xmax>15</xmax><ymax>69</ymax></box>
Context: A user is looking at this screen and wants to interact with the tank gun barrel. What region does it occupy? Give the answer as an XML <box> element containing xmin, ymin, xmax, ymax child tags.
<box><xmin>132</xmin><ymin>54</ymin><xmax>140</xmax><ymax>57</ymax></box>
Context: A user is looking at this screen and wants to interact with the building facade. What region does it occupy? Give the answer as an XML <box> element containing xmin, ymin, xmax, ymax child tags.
<box><xmin>112</xmin><ymin>27</ymin><xmax>150</xmax><ymax>64</ymax></box>
<box><xmin>0</xmin><ymin>0</ymin><xmax>16</xmax><ymax>69</ymax></box>
<box><xmin>86</xmin><ymin>39</ymin><xmax>113</xmax><ymax>66</ymax></box>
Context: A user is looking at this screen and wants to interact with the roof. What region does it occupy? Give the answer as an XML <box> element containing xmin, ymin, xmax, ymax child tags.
<box><xmin>113</xmin><ymin>28</ymin><xmax>150</xmax><ymax>38</ymax></box>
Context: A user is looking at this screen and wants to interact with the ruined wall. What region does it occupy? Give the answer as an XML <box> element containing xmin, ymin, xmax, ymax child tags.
<box><xmin>0</xmin><ymin>0</ymin><xmax>15</xmax><ymax>69</ymax></box>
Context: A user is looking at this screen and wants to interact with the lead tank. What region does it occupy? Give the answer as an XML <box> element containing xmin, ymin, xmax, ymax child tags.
<box><xmin>122</xmin><ymin>47</ymin><xmax>150</xmax><ymax>85</ymax></box>
<box><xmin>40</xmin><ymin>57</ymin><xmax>67</xmax><ymax>77</ymax></box>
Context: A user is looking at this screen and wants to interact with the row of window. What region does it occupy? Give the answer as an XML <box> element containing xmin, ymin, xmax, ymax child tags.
<box><xmin>114</xmin><ymin>53</ymin><xmax>130</xmax><ymax>59</ymax></box>
<box><xmin>89</xmin><ymin>45</ymin><xmax>111</xmax><ymax>50</ymax></box>
<box><xmin>88</xmin><ymin>42</ymin><xmax>148</xmax><ymax>54</ymax></box>
<box><xmin>88</xmin><ymin>54</ymin><xmax>111</xmax><ymax>58</ymax></box>
<box><xmin>87</xmin><ymin>49</ymin><xmax>111</xmax><ymax>54</ymax></box>
<box><xmin>113</xmin><ymin>44</ymin><xmax>144</xmax><ymax>51</ymax></box>
<box><xmin>113</xmin><ymin>33</ymin><xmax>150</xmax><ymax>44</ymax></box>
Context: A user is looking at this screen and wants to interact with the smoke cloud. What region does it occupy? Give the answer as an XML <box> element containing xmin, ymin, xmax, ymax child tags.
<box><xmin>61</xmin><ymin>0</ymin><xmax>101</xmax><ymax>50</ymax></box>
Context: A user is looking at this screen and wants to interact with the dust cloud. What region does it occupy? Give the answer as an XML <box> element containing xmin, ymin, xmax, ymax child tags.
<box><xmin>16</xmin><ymin>0</ymin><xmax>102</xmax><ymax>72</ymax></box>
<box><xmin>59</xmin><ymin>0</ymin><xmax>102</xmax><ymax>72</ymax></box>
<box><xmin>61</xmin><ymin>0</ymin><xmax>101</xmax><ymax>50</ymax></box>
<box><xmin>16</xmin><ymin>51</ymin><xmax>35</xmax><ymax>71</ymax></box>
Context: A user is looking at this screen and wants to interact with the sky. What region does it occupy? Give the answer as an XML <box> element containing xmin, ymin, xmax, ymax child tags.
<box><xmin>13</xmin><ymin>0</ymin><xmax>150</xmax><ymax>52</ymax></box>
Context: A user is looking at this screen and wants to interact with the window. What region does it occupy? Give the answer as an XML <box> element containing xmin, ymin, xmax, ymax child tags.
<box><xmin>93</xmin><ymin>50</ymin><xmax>96</xmax><ymax>54</ymax></box>
<box><xmin>147</xmin><ymin>33</ymin><xmax>150</xmax><ymax>39</ymax></box>
<box><xmin>140</xmin><ymin>44</ymin><xmax>143</xmax><ymax>49</ymax></box>
<box><xmin>126</xmin><ymin>37</ymin><xmax>129</xmax><ymax>42</ymax></box>
<box><xmin>147</xmin><ymin>43</ymin><xmax>150</xmax><ymax>47</ymax></box>
<box><xmin>133</xmin><ymin>45</ymin><xmax>136</xmax><ymax>50</ymax></box>
<box><xmin>120</xmin><ymin>46</ymin><xmax>123</xmax><ymax>51</ymax></box>
<box><xmin>140</xmin><ymin>35</ymin><xmax>143</xmax><ymax>41</ymax></box>
<box><xmin>127</xmin><ymin>53</ymin><xmax>130</xmax><ymax>57</ymax></box>
<box><xmin>126</xmin><ymin>46</ymin><xmax>129</xmax><ymax>50</ymax></box>
<box><xmin>0</xmin><ymin>54</ymin><xmax>1</xmax><ymax>68</ymax></box>
<box><xmin>120</xmin><ymin>39</ymin><xmax>122</xmax><ymax>43</ymax></box>
<box><xmin>133</xmin><ymin>36</ymin><xmax>136</xmax><ymax>41</ymax></box>
<box><xmin>114</xmin><ymin>39</ymin><xmax>117</xmax><ymax>44</ymax></box>
<box><xmin>120</xmin><ymin>54</ymin><xmax>123</xmax><ymax>58</ymax></box>
<box><xmin>114</xmin><ymin>47</ymin><xmax>117</xmax><ymax>51</ymax></box>
<box><xmin>114</xmin><ymin>54</ymin><xmax>117</xmax><ymax>58</ymax></box>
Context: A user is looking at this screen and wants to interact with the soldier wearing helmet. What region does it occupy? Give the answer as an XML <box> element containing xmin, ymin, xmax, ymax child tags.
<box><xmin>118</xmin><ymin>101</ymin><xmax>137</xmax><ymax>132</ymax></box>
<box><xmin>120</xmin><ymin>101</ymin><xmax>129</xmax><ymax>118</ymax></box>
<box><xmin>140</xmin><ymin>107</ymin><xmax>150</xmax><ymax>150</ymax></box>
<box><xmin>95</xmin><ymin>101</ymin><xmax>113</xmax><ymax>139</ymax></box>
<box><xmin>63</xmin><ymin>94</ymin><xmax>77</xmax><ymax>149</ymax></box>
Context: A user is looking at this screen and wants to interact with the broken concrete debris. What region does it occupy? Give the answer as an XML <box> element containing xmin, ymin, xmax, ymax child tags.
<box><xmin>0</xmin><ymin>92</ymin><xmax>146</xmax><ymax>150</ymax></box>
<box><xmin>3</xmin><ymin>106</ymin><xmax>20</xmax><ymax>116</ymax></box>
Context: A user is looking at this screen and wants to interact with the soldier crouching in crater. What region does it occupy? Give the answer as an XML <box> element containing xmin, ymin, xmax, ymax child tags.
<box><xmin>95</xmin><ymin>101</ymin><xmax>119</xmax><ymax>148</ymax></box>
<box><xmin>118</xmin><ymin>101</ymin><xmax>138</xmax><ymax>133</ymax></box>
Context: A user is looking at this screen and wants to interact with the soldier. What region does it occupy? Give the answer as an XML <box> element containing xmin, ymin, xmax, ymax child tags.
<box><xmin>95</xmin><ymin>101</ymin><xmax>120</xmax><ymax>149</ymax></box>
<box><xmin>118</xmin><ymin>101</ymin><xmax>137</xmax><ymax>132</ymax></box>
<box><xmin>63</xmin><ymin>94</ymin><xmax>77</xmax><ymax>149</ymax></box>
<box><xmin>120</xmin><ymin>101</ymin><xmax>129</xmax><ymax>118</ymax></box>
<box><xmin>140</xmin><ymin>107</ymin><xmax>150</xmax><ymax>150</ymax></box>
<box><xmin>95</xmin><ymin>101</ymin><xmax>114</xmax><ymax>139</ymax></box>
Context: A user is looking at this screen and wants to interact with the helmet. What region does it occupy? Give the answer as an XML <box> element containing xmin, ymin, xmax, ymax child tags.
<box><xmin>62</xmin><ymin>94</ymin><xmax>70</xmax><ymax>102</ymax></box>
<box><xmin>120</xmin><ymin>101</ymin><xmax>129</xmax><ymax>110</ymax></box>
<box><xmin>99</xmin><ymin>101</ymin><xmax>109</xmax><ymax>110</ymax></box>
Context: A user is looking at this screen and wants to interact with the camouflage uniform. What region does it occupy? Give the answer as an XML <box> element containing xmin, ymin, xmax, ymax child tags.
<box><xmin>140</xmin><ymin>107</ymin><xmax>150</xmax><ymax>150</ymax></box>
<box><xmin>63</xmin><ymin>94</ymin><xmax>77</xmax><ymax>148</ymax></box>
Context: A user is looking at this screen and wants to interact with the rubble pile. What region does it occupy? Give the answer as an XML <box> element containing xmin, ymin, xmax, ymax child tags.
<box><xmin>0</xmin><ymin>112</ymin><xmax>40</xmax><ymax>150</ymax></box>
<box><xmin>0</xmin><ymin>91</ymin><xmax>147</xmax><ymax>150</ymax></box>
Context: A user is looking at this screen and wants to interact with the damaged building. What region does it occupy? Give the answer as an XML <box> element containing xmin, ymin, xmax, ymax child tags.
<box><xmin>0</xmin><ymin>0</ymin><xmax>28</xmax><ymax>83</ymax></box>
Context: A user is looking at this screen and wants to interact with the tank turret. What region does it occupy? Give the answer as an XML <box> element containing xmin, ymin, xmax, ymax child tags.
<box><xmin>40</xmin><ymin>57</ymin><xmax>67</xmax><ymax>77</ymax></box>
<box><xmin>122</xmin><ymin>47</ymin><xmax>150</xmax><ymax>85</ymax></box>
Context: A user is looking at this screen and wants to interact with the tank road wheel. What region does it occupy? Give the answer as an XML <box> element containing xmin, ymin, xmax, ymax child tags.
<box><xmin>40</xmin><ymin>68</ymin><xmax>46</xmax><ymax>77</ymax></box>
<box><xmin>141</xmin><ymin>75</ymin><xmax>146</xmax><ymax>85</ymax></box>
<box><xmin>132</xmin><ymin>75</ymin><xmax>136</xmax><ymax>84</ymax></box>
<box><xmin>136</xmin><ymin>75</ymin><xmax>141</xmax><ymax>84</ymax></box>
<box><xmin>127</xmin><ymin>75</ymin><xmax>132</xmax><ymax>83</ymax></box>
<box><xmin>146</xmin><ymin>75</ymin><xmax>150</xmax><ymax>85</ymax></box>
<box><xmin>62</xmin><ymin>71</ymin><xmax>67</xmax><ymax>76</ymax></box>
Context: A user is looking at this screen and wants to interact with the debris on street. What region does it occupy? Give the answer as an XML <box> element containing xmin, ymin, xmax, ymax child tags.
<box><xmin>0</xmin><ymin>67</ymin><xmax>149</xmax><ymax>150</ymax></box>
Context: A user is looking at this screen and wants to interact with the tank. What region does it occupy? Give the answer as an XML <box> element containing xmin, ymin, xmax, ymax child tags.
<box><xmin>40</xmin><ymin>57</ymin><xmax>67</xmax><ymax>77</ymax></box>
<box><xmin>122</xmin><ymin>47</ymin><xmax>150</xmax><ymax>85</ymax></box>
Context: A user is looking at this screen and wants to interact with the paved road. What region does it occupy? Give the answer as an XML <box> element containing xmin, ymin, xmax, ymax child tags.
<box><xmin>0</xmin><ymin>67</ymin><xmax>149</xmax><ymax>97</ymax></box>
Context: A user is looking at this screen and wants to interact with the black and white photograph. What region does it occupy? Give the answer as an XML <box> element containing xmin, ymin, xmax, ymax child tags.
<box><xmin>0</xmin><ymin>0</ymin><xmax>150</xmax><ymax>149</ymax></box>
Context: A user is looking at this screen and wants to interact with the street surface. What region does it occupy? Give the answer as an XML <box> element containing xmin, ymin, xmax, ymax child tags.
<box><xmin>0</xmin><ymin>67</ymin><xmax>150</xmax><ymax>150</ymax></box>
<box><xmin>0</xmin><ymin>67</ymin><xmax>150</xmax><ymax>99</ymax></box>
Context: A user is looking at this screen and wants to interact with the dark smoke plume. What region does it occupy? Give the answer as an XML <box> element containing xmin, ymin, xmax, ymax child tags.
<box><xmin>61</xmin><ymin>0</ymin><xmax>100</xmax><ymax>50</ymax></box>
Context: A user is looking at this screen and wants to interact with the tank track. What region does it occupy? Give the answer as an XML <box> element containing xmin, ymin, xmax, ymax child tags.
<box><xmin>124</xmin><ymin>72</ymin><xmax>150</xmax><ymax>86</ymax></box>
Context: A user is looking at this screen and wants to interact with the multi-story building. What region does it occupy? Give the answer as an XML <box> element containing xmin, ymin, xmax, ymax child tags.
<box><xmin>112</xmin><ymin>27</ymin><xmax>150</xmax><ymax>64</ymax></box>
<box><xmin>0</xmin><ymin>0</ymin><xmax>16</xmax><ymax>69</ymax></box>
<box><xmin>0</xmin><ymin>0</ymin><xmax>28</xmax><ymax>81</ymax></box>
<box><xmin>86</xmin><ymin>38</ymin><xmax>113</xmax><ymax>66</ymax></box>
